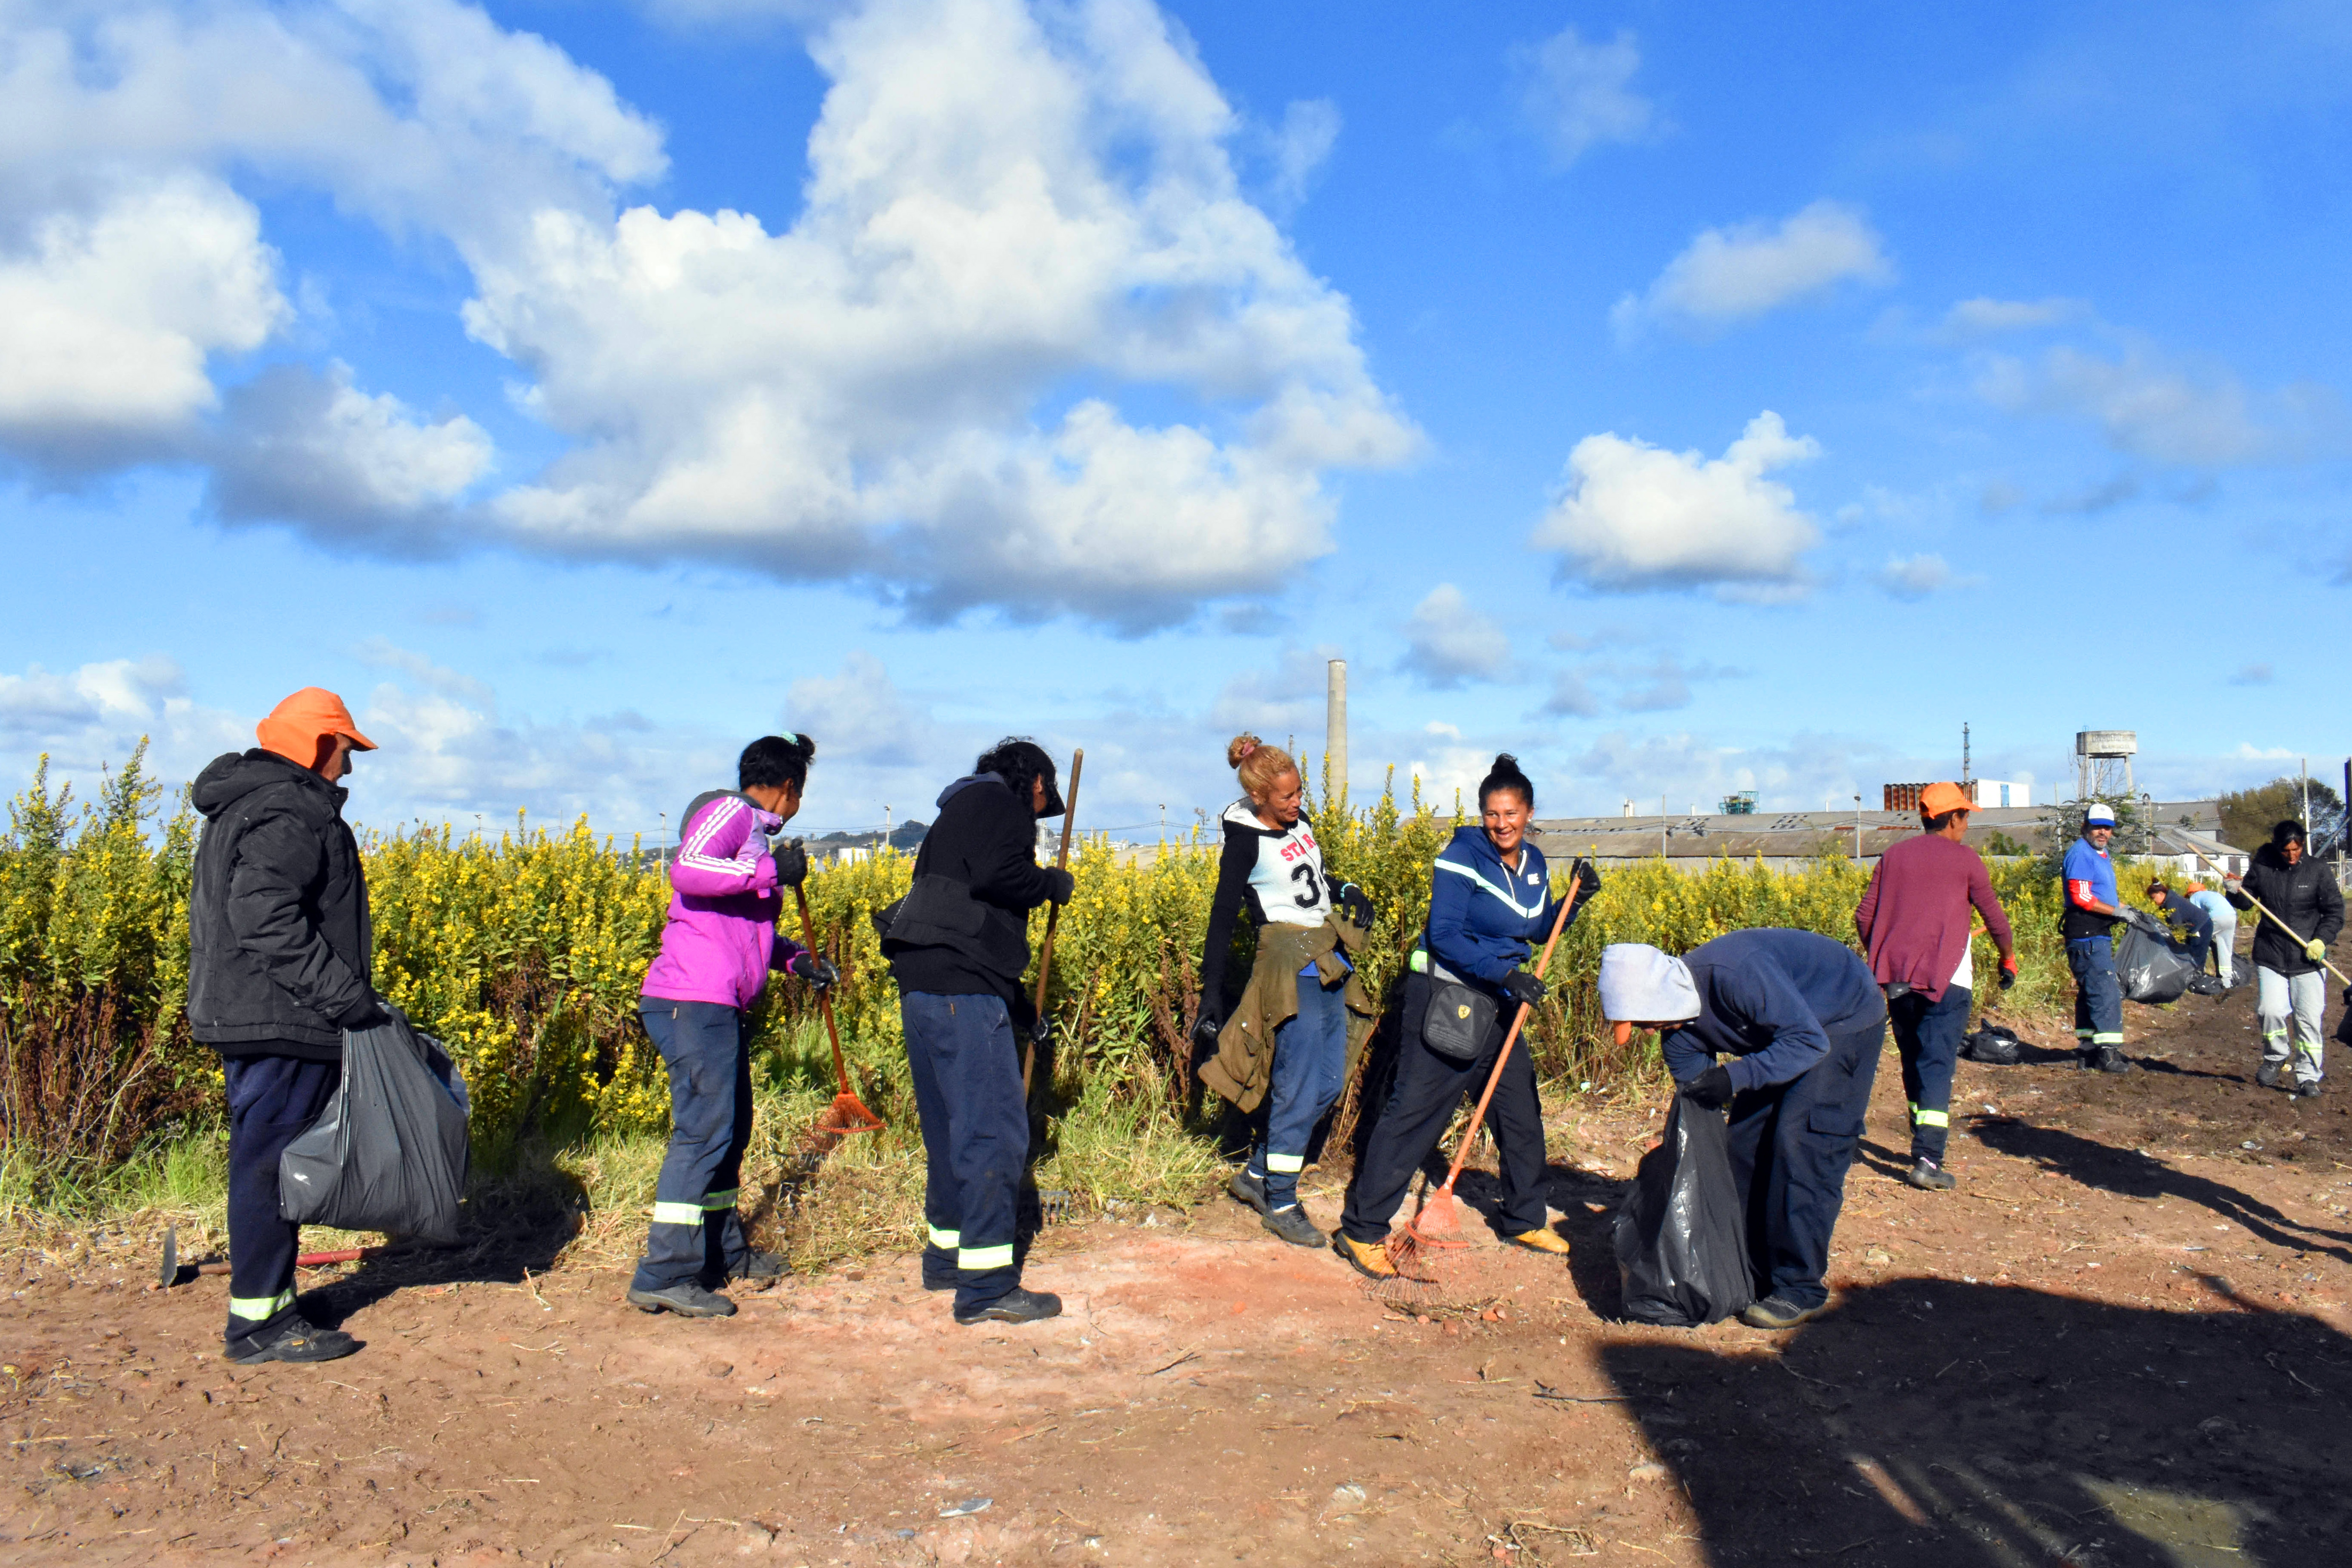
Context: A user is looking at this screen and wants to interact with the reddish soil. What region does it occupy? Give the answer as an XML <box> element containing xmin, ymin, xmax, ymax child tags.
<box><xmin>5</xmin><ymin>946</ymin><xmax>2350</xmax><ymax>1567</ymax></box>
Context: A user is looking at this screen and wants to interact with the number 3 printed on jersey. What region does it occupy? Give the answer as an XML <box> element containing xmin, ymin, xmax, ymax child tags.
<box><xmin>1290</xmin><ymin>862</ymin><xmax>1325</xmax><ymax>910</ymax></box>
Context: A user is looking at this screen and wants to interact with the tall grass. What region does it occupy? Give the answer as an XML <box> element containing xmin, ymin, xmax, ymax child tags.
<box><xmin>1</xmin><ymin>748</ymin><xmax>2152</xmax><ymax>1260</ymax></box>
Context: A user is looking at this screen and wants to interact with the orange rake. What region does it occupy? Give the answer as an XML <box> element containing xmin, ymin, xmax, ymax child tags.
<box><xmin>1387</xmin><ymin>869</ymin><xmax>1583</xmax><ymax>1274</ymax></box>
<box><xmin>796</xmin><ymin>883</ymin><xmax>883</xmax><ymax>1137</ymax></box>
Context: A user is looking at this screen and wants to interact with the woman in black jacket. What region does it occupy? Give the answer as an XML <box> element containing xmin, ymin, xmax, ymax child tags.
<box><xmin>2226</xmin><ymin>820</ymin><xmax>2344</xmax><ymax>1096</ymax></box>
<box><xmin>1192</xmin><ymin>735</ymin><xmax>1373</xmax><ymax>1248</ymax></box>
<box><xmin>883</xmin><ymin>738</ymin><xmax>1074</xmax><ymax>1325</ymax></box>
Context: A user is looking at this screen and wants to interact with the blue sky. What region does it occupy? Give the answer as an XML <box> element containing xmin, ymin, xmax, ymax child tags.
<box><xmin>3</xmin><ymin>0</ymin><xmax>2346</xmax><ymax>844</ymax></box>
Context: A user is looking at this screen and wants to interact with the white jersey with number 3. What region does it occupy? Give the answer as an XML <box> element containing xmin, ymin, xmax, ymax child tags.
<box><xmin>1220</xmin><ymin>800</ymin><xmax>1330</xmax><ymax>929</ymax></box>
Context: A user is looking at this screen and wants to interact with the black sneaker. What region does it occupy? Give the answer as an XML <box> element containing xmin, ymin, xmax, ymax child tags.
<box><xmin>1905</xmin><ymin>1158</ymin><xmax>1957</xmax><ymax>1191</ymax></box>
<box><xmin>955</xmin><ymin>1287</ymin><xmax>1062</xmax><ymax>1326</ymax></box>
<box><xmin>225</xmin><ymin>1315</ymin><xmax>360</xmax><ymax>1365</ymax></box>
<box><xmin>1740</xmin><ymin>1295</ymin><xmax>1827</xmax><ymax>1331</ymax></box>
<box><xmin>2295</xmin><ymin>1078</ymin><xmax>2325</xmax><ymax>1099</ymax></box>
<box><xmin>1261</xmin><ymin>1203</ymin><xmax>1326</xmax><ymax>1248</ymax></box>
<box><xmin>2087</xmin><ymin>1047</ymin><xmax>2137</xmax><ymax>1074</ymax></box>
<box><xmin>2256</xmin><ymin>1061</ymin><xmax>2284</xmax><ymax>1089</ymax></box>
<box><xmin>729</xmin><ymin>1250</ymin><xmax>787</xmax><ymax>1283</ymax></box>
<box><xmin>627</xmin><ymin>1281</ymin><xmax>737</xmax><ymax>1317</ymax></box>
<box><xmin>1227</xmin><ymin>1169</ymin><xmax>1269</xmax><ymax>1215</ymax></box>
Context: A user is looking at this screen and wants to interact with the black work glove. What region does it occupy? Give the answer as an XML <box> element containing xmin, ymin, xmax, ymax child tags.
<box><xmin>1999</xmin><ymin>955</ymin><xmax>2018</xmax><ymax>992</ymax></box>
<box><xmin>769</xmin><ymin>835</ymin><xmax>808</xmax><ymax>888</ymax></box>
<box><xmin>1499</xmin><ymin>969</ymin><xmax>1547</xmax><ymax>1009</ymax></box>
<box><xmin>1026</xmin><ymin>1014</ymin><xmax>1053</xmax><ymax>1050</ymax></box>
<box><xmin>1333</xmin><ymin>881</ymin><xmax>1376</xmax><ymax>928</ymax></box>
<box><xmin>1568</xmin><ymin>856</ymin><xmax>1602</xmax><ymax>898</ymax></box>
<box><xmin>338</xmin><ymin>991</ymin><xmax>393</xmax><ymax>1031</ymax></box>
<box><xmin>1682</xmin><ymin>1064</ymin><xmax>1735</xmax><ymax>1109</ymax></box>
<box><xmin>1190</xmin><ymin>1011</ymin><xmax>1224</xmax><ymax>1054</ymax></box>
<box><xmin>786</xmin><ymin>951</ymin><xmax>838</xmax><ymax>991</ymax></box>
<box><xmin>1040</xmin><ymin>867</ymin><xmax>1075</xmax><ymax>906</ymax></box>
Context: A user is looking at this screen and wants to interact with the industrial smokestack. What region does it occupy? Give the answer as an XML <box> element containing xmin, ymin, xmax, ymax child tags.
<box><xmin>1326</xmin><ymin>658</ymin><xmax>1348</xmax><ymax>806</ymax></box>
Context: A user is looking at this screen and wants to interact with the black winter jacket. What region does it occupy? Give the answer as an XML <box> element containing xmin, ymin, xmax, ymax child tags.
<box><xmin>2228</xmin><ymin>847</ymin><xmax>2344</xmax><ymax>978</ymax></box>
<box><xmin>187</xmin><ymin>750</ymin><xmax>374</xmax><ymax>1059</ymax></box>
<box><xmin>884</xmin><ymin>774</ymin><xmax>1057</xmax><ymax>1011</ymax></box>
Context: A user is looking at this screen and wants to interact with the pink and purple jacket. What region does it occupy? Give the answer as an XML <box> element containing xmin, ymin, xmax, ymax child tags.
<box><xmin>640</xmin><ymin>795</ymin><xmax>808</xmax><ymax>1010</ymax></box>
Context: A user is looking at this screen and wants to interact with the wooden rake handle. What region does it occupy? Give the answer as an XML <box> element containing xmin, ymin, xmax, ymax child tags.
<box><xmin>1435</xmin><ymin>868</ymin><xmax>1583</xmax><ymax>1194</ymax></box>
<box><xmin>1024</xmin><ymin>748</ymin><xmax>1083</xmax><ymax>1095</ymax></box>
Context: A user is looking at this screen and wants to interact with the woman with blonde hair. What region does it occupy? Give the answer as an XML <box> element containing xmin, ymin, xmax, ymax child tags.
<box><xmin>1193</xmin><ymin>735</ymin><xmax>1376</xmax><ymax>1247</ymax></box>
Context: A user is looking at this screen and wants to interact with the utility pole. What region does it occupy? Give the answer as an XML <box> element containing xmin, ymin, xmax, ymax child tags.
<box><xmin>1853</xmin><ymin>795</ymin><xmax>1863</xmax><ymax>861</ymax></box>
<box><xmin>1661</xmin><ymin>792</ymin><xmax>1668</xmax><ymax>859</ymax></box>
<box><xmin>1962</xmin><ymin>722</ymin><xmax>1971</xmax><ymax>790</ymax></box>
<box><xmin>1326</xmin><ymin>659</ymin><xmax>1348</xmax><ymax>808</ymax></box>
<box><xmin>2301</xmin><ymin>757</ymin><xmax>2310</xmax><ymax>845</ymax></box>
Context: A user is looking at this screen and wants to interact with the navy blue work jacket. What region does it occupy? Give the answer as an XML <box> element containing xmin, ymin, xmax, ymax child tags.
<box><xmin>1661</xmin><ymin>929</ymin><xmax>1885</xmax><ymax>1094</ymax></box>
<box><xmin>1426</xmin><ymin>826</ymin><xmax>1560</xmax><ymax>994</ymax></box>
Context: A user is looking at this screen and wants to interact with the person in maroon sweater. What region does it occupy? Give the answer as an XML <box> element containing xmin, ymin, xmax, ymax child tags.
<box><xmin>1854</xmin><ymin>782</ymin><xmax>2017</xmax><ymax>1191</ymax></box>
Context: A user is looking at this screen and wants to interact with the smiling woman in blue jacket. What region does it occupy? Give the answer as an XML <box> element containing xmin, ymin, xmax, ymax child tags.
<box><xmin>1334</xmin><ymin>754</ymin><xmax>1597</xmax><ymax>1279</ymax></box>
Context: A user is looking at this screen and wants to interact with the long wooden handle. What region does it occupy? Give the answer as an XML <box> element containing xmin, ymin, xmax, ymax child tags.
<box><xmin>1437</xmin><ymin>870</ymin><xmax>1582</xmax><ymax>1191</ymax></box>
<box><xmin>2183</xmin><ymin>845</ymin><xmax>2349</xmax><ymax>986</ymax></box>
<box><xmin>794</xmin><ymin>882</ymin><xmax>854</xmax><ymax>1096</ymax></box>
<box><xmin>1024</xmin><ymin>749</ymin><xmax>1083</xmax><ymax>1095</ymax></box>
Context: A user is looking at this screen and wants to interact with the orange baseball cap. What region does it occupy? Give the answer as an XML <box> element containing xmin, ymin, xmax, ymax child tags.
<box><xmin>256</xmin><ymin>688</ymin><xmax>377</xmax><ymax>768</ymax></box>
<box><xmin>1918</xmin><ymin>781</ymin><xmax>1974</xmax><ymax>817</ymax></box>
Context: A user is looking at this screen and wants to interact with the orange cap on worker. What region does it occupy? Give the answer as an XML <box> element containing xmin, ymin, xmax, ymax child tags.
<box><xmin>254</xmin><ymin>688</ymin><xmax>377</xmax><ymax>772</ymax></box>
<box><xmin>1916</xmin><ymin>781</ymin><xmax>1973</xmax><ymax>818</ymax></box>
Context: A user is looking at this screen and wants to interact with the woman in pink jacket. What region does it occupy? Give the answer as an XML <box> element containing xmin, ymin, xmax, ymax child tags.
<box><xmin>629</xmin><ymin>734</ymin><xmax>838</xmax><ymax>1318</ymax></box>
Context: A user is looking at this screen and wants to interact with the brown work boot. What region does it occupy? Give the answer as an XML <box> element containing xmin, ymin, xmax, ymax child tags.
<box><xmin>1505</xmin><ymin>1227</ymin><xmax>1571</xmax><ymax>1256</ymax></box>
<box><xmin>1333</xmin><ymin>1232</ymin><xmax>1397</xmax><ymax>1280</ymax></box>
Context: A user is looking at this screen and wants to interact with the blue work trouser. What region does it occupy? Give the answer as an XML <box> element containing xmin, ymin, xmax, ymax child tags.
<box><xmin>1888</xmin><ymin>984</ymin><xmax>1971</xmax><ymax>1165</ymax></box>
<box><xmin>2068</xmin><ymin>936</ymin><xmax>2123</xmax><ymax>1052</ymax></box>
<box><xmin>633</xmin><ymin>1001</ymin><xmax>755</xmax><ymax>1293</ymax></box>
<box><xmin>2172</xmin><ymin>909</ymin><xmax>2214</xmax><ymax>976</ymax></box>
<box><xmin>1245</xmin><ymin>970</ymin><xmax>1350</xmax><ymax>1210</ymax></box>
<box><xmin>224</xmin><ymin>1053</ymin><xmax>340</xmax><ymax>1343</ymax></box>
<box><xmin>1339</xmin><ymin>970</ymin><xmax>1548</xmax><ymax>1244</ymax></box>
<box><xmin>1723</xmin><ymin>1021</ymin><xmax>1884</xmax><ymax>1311</ymax></box>
<box><xmin>901</xmin><ymin>992</ymin><xmax>1028</xmax><ymax>1312</ymax></box>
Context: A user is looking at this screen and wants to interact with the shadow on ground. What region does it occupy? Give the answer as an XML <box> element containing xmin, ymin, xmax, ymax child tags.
<box><xmin>1604</xmin><ymin>1278</ymin><xmax>2350</xmax><ymax>1566</ymax></box>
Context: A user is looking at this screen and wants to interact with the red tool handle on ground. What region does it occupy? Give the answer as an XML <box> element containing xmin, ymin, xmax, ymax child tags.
<box><xmin>795</xmin><ymin>882</ymin><xmax>858</xmax><ymax>1098</ymax></box>
<box><xmin>1023</xmin><ymin>748</ymin><xmax>1083</xmax><ymax>1096</ymax></box>
<box><xmin>1430</xmin><ymin>870</ymin><xmax>1583</xmax><ymax>1198</ymax></box>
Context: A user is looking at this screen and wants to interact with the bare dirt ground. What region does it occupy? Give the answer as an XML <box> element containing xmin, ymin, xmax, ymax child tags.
<box><xmin>6</xmin><ymin>940</ymin><xmax>2351</xmax><ymax>1567</ymax></box>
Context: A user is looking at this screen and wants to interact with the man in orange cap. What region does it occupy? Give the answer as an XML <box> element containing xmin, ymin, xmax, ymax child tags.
<box><xmin>186</xmin><ymin>688</ymin><xmax>386</xmax><ymax>1364</ymax></box>
<box><xmin>1854</xmin><ymin>782</ymin><xmax>2017</xmax><ymax>1191</ymax></box>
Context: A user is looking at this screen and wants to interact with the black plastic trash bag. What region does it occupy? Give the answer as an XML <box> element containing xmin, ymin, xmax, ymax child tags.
<box><xmin>1963</xmin><ymin>1024</ymin><xmax>2023</xmax><ymax>1065</ymax></box>
<box><xmin>2116</xmin><ymin>925</ymin><xmax>2195</xmax><ymax>1006</ymax></box>
<box><xmin>280</xmin><ymin>1009</ymin><xmax>470</xmax><ymax>1244</ymax></box>
<box><xmin>1614</xmin><ymin>1095</ymin><xmax>1755</xmax><ymax>1328</ymax></box>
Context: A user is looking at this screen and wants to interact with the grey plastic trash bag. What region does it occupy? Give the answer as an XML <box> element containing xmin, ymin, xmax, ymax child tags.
<box><xmin>1614</xmin><ymin>1095</ymin><xmax>1755</xmax><ymax>1328</ymax></box>
<box><xmin>280</xmin><ymin>1008</ymin><xmax>470</xmax><ymax>1245</ymax></box>
<box><xmin>2116</xmin><ymin>925</ymin><xmax>2195</xmax><ymax>1006</ymax></box>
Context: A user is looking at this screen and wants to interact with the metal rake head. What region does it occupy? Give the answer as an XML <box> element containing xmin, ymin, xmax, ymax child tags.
<box><xmin>1037</xmin><ymin>1189</ymin><xmax>1072</xmax><ymax>1225</ymax></box>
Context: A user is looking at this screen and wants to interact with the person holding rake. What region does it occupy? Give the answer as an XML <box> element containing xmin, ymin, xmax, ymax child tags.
<box><xmin>1334</xmin><ymin>754</ymin><xmax>1598</xmax><ymax>1279</ymax></box>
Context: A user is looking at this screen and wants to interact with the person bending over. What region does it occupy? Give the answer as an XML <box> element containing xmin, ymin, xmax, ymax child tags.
<box><xmin>1334</xmin><ymin>754</ymin><xmax>1597</xmax><ymax>1279</ymax></box>
<box><xmin>883</xmin><ymin>739</ymin><xmax>1074</xmax><ymax>1325</ymax></box>
<box><xmin>1192</xmin><ymin>735</ymin><xmax>1377</xmax><ymax>1248</ymax></box>
<box><xmin>630</xmin><ymin>734</ymin><xmax>837</xmax><ymax>1318</ymax></box>
<box><xmin>1600</xmin><ymin>931</ymin><xmax>1887</xmax><ymax>1330</ymax></box>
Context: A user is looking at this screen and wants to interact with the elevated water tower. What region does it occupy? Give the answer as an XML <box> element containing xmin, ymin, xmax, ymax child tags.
<box><xmin>2076</xmin><ymin>730</ymin><xmax>2136</xmax><ymax>802</ymax></box>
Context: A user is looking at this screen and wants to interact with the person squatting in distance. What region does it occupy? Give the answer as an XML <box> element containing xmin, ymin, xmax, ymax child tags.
<box><xmin>1334</xmin><ymin>754</ymin><xmax>1598</xmax><ymax>1280</ymax></box>
<box><xmin>1600</xmin><ymin>930</ymin><xmax>1886</xmax><ymax>1331</ymax></box>
<box><xmin>1191</xmin><ymin>735</ymin><xmax>1379</xmax><ymax>1249</ymax></box>
<box><xmin>629</xmin><ymin>734</ymin><xmax>838</xmax><ymax>1319</ymax></box>
<box><xmin>881</xmin><ymin>739</ymin><xmax>1075</xmax><ymax>1326</ymax></box>
<box><xmin>187</xmin><ymin>688</ymin><xmax>390</xmax><ymax>1364</ymax></box>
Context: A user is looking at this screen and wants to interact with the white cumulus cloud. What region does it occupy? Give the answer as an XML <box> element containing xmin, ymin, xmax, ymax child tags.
<box><xmin>1400</xmin><ymin>584</ymin><xmax>1511</xmax><ymax>688</ymax></box>
<box><xmin>1614</xmin><ymin>199</ymin><xmax>1891</xmax><ymax>336</ymax></box>
<box><xmin>1512</xmin><ymin>26</ymin><xmax>1658</xmax><ymax>168</ymax></box>
<box><xmin>1532</xmin><ymin>413</ymin><xmax>1822</xmax><ymax>596</ymax></box>
<box><xmin>209</xmin><ymin>365</ymin><xmax>494</xmax><ymax>541</ymax></box>
<box><xmin>1875</xmin><ymin>554</ymin><xmax>1954</xmax><ymax>600</ymax></box>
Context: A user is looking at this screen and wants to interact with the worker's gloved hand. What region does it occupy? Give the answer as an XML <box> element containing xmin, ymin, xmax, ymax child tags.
<box><xmin>1682</xmin><ymin>1064</ymin><xmax>1736</xmax><ymax>1110</ymax></box>
<box><xmin>1190</xmin><ymin>1011</ymin><xmax>1224</xmax><ymax>1054</ymax></box>
<box><xmin>2120</xmin><ymin>907</ymin><xmax>2162</xmax><ymax>937</ymax></box>
<box><xmin>1499</xmin><ymin>969</ymin><xmax>1547</xmax><ymax>1009</ymax></box>
<box><xmin>1568</xmin><ymin>857</ymin><xmax>1602</xmax><ymax>897</ymax></box>
<box><xmin>1040</xmin><ymin>867</ymin><xmax>1076</xmax><ymax>906</ymax></box>
<box><xmin>2307</xmin><ymin>937</ymin><xmax>2330</xmax><ymax>962</ymax></box>
<box><xmin>786</xmin><ymin>951</ymin><xmax>838</xmax><ymax>991</ymax></box>
<box><xmin>1333</xmin><ymin>881</ymin><xmax>1376</xmax><ymax>928</ymax></box>
<box><xmin>338</xmin><ymin>992</ymin><xmax>393</xmax><ymax>1031</ymax></box>
<box><xmin>1999</xmin><ymin>955</ymin><xmax>2019</xmax><ymax>992</ymax></box>
<box><xmin>768</xmin><ymin>835</ymin><xmax>808</xmax><ymax>888</ymax></box>
<box><xmin>1026</xmin><ymin>1014</ymin><xmax>1053</xmax><ymax>1050</ymax></box>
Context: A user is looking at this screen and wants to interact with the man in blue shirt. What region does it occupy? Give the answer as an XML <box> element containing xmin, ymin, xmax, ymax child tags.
<box><xmin>2061</xmin><ymin>804</ymin><xmax>2137</xmax><ymax>1073</ymax></box>
<box><xmin>1599</xmin><ymin>932</ymin><xmax>1887</xmax><ymax>1332</ymax></box>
